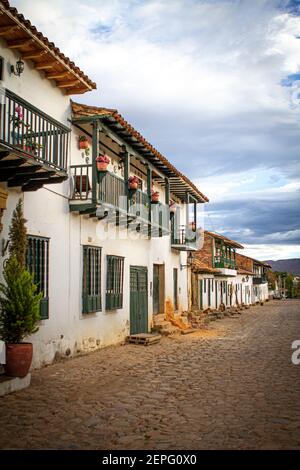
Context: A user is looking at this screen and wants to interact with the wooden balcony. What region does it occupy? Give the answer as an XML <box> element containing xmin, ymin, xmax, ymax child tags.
<box><xmin>171</xmin><ymin>224</ymin><xmax>197</xmax><ymax>251</ymax></box>
<box><xmin>0</xmin><ymin>88</ymin><xmax>69</xmax><ymax>191</ymax></box>
<box><xmin>69</xmin><ymin>165</ymin><xmax>169</xmax><ymax>237</ymax></box>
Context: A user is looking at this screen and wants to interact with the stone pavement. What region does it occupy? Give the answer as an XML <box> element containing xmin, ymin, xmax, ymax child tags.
<box><xmin>0</xmin><ymin>300</ymin><xmax>299</xmax><ymax>450</ymax></box>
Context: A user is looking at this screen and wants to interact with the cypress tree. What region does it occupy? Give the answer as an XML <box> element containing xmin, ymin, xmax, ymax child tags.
<box><xmin>8</xmin><ymin>198</ymin><xmax>27</xmax><ymax>269</ymax></box>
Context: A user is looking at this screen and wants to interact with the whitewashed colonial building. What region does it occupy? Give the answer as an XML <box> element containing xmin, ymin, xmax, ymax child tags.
<box><xmin>0</xmin><ymin>1</ymin><xmax>208</xmax><ymax>368</ymax></box>
<box><xmin>191</xmin><ymin>235</ymin><xmax>271</xmax><ymax>312</ymax></box>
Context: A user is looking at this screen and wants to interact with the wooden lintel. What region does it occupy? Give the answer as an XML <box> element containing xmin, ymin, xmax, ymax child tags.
<box><xmin>35</xmin><ymin>61</ymin><xmax>57</xmax><ymax>70</ymax></box>
<box><xmin>57</xmin><ymin>80</ymin><xmax>80</xmax><ymax>88</ymax></box>
<box><xmin>22</xmin><ymin>50</ymin><xmax>47</xmax><ymax>60</ymax></box>
<box><xmin>7</xmin><ymin>38</ymin><xmax>34</xmax><ymax>49</ymax></box>
<box><xmin>46</xmin><ymin>71</ymin><xmax>70</xmax><ymax>80</ymax></box>
<box><xmin>0</xmin><ymin>25</ymin><xmax>19</xmax><ymax>35</ymax></box>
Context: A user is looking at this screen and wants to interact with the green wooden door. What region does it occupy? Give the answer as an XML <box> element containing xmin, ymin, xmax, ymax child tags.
<box><xmin>208</xmin><ymin>279</ymin><xmax>211</xmax><ymax>307</ymax></box>
<box><xmin>130</xmin><ymin>266</ymin><xmax>148</xmax><ymax>334</ymax></box>
<box><xmin>153</xmin><ymin>264</ymin><xmax>160</xmax><ymax>315</ymax></box>
<box><xmin>215</xmin><ymin>281</ymin><xmax>218</xmax><ymax>308</ymax></box>
<box><xmin>199</xmin><ymin>280</ymin><xmax>203</xmax><ymax>310</ymax></box>
<box><xmin>173</xmin><ymin>268</ymin><xmax>178</xmax><ymax>311</ymax></box>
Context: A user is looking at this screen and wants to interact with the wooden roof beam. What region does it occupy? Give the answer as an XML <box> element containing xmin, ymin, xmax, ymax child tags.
<box><xmin>7</xmin><ymin>38</ymin><xmax>34</xmax><ymax>48</ymax></box>
<box><xmin>0</xmin><ymin>24</ymin><xmax>19</xmax><ymax>35</ymax></box>
<box><xmin>46</xmin><ymin>71</ymin><xmax>71</xmax><ymax>80</ymax></box>
<box><xmin>22</xmin><ymin>50</ymin><xmax>47</xmax><ymax>60</ymax></box>
<box><xmin>35</xmin><ymin>61</ymin><xmax>57</xmax><ymax>70</ymax></box>
<box><xmin>57</xmin><ymin>80</ymin><xmax>80</xmax><ymax>88</ymax></box>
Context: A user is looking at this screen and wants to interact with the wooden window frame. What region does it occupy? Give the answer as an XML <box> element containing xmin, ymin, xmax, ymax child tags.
<box><xmin>82</xmin><ymin>245</ymin><xmax>102</xmax><ymax>314</ymax></box>
<box><xmin>106</xmin><ymin>255</ymin><xmax>125</xmax><ymax>310</ymax></box>
<box><xmin>26</xmin><ymin>235</ymin><xmax>50</xmax><ymax>320</ymax></box>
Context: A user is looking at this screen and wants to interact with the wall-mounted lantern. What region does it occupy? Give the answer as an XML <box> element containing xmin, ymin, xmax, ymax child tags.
<box><xmin>11</xmin><ymin>58</ymin><xmax>25</xmax><ymax>77</ymax></box>
<box><xmin>180</xmin><ymin>251</ymin><xmax>194</xmax><ymax>270</ymax></box>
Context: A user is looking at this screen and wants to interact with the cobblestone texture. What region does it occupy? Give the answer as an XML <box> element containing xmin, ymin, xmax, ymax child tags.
<box><xmin>0</xmin><ymin>300</ymin><xmax>299</xmax><ymax>450</ymax></box>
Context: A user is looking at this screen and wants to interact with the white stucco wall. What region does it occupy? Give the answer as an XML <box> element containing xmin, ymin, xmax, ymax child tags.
<box><xmin>0</xmin><ymin>42</ymin><xmax>191</xmax><ymax>369</ymax></box>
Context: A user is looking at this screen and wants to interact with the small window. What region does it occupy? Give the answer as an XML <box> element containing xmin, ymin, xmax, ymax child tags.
<box><xmin>203</xmin><ymin>279</ymin><xmax>206</xmax><ymax>293</ymax></box>
<box><xmin>106</xmin><ymin>255</ymin><xmax>125</xmax><ymax>310</ymax></box>
<box><xmin>26</xmin><ymin>235</ymin><xmax>50</xmax><ymax>320</ymax></box>
<box><xmin>82</xmin><ymin>246</ymin><xmax>102</xmax><ymax>314</ymax></box>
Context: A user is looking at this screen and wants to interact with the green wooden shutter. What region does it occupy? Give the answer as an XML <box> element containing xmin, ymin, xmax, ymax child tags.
<box><xmin>106</xmin><ymin>255</ymin><xmax>124</xmax><ymax>310</ymax></box>
<box><xmin>26</xmin><ymin>235</ymin><xmax>49</xmax><ymax>320</ymax></box>
<box><xmin>82</xmin><ymin>246</ymin><xmax>102</xmax><ymax>314</ymax></box>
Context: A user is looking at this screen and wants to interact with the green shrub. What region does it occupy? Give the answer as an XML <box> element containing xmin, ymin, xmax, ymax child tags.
<box><xmin>0</xmin><ymin>256</ymin><xmax>42</xmax><ymax>343</ymax></box>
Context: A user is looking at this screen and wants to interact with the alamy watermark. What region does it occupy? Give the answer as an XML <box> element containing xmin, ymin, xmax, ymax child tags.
<box><xmin>291</xmin><ymin>340</ymin><xmax>300</xmax><ymax>365</ymax></box>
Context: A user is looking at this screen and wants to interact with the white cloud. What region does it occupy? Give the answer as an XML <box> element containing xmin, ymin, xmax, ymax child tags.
<box><xmin>242</xmin><ymin>243</ymin><xmax>300</xmax><ymax>261</ymax></box>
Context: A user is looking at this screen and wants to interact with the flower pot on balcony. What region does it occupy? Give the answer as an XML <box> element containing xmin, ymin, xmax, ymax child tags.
<box><xmin>4</xmin><ymin>343</ymin><xmax>33</xmax><ymax>378</ymax></box>
<box><xmin>96</xmin><ymin>154</ymin><xmax>110</xmax><ymax>172</ymax></box>
<box><xmin>128</xmin><ymin>176</ymin><xmax>139</xmax><ymax>191</ymax></box>
<box><xmin>97</xmin><ymin>161</ymin><xmax>109</xmax><ymax>172</ymax></box>
<box><xmin>79</xmin><ymin>140</ymin><xmax>89</xmax><ymax>150</ymax></box>
<box><xmin>151</xmin><ymin>191</ymin><xmax>160</xmax><ymax>203</ymax></box>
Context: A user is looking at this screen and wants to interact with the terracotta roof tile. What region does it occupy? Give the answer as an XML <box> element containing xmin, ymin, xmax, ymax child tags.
<box><xmin>205</xmin><ymin>231</ymin><xmax>244</xmax><ymax>249</ymax></box>
<box><xmin>0</xmin><ymin>1</ymin><xmax>96</xmax><ymax>93</ymax></box>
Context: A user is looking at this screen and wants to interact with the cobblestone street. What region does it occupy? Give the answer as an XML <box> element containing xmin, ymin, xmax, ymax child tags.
<box><xmin>0</xmin><ymin>300</ymin><xmax>299</xmax><ymax>450</ymax></box>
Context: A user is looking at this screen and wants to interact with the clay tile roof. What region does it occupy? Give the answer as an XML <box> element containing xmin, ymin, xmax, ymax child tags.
<box><xmin>237</xmin><ymin>268</ymin><xmax>255</xmax><ymax>275</ymax></box>
<box><xmin>0</xmin><ymin>1</ymin><xmax>96</xmax><ymax>94</ymax></box>
<box><xmin>205</xmin><ymin>231</ymin><xmax>244</xmax><ymax>249</ymax></box>
<box><xmin>71</xmin><ymin>101</ymin><xmax>209</xmax><ymax>203</ymax></box>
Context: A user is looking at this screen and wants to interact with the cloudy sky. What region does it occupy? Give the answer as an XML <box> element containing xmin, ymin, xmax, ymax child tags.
<box><xmin>14</xmin><ymin>0</ymin><xmax>300</xmax><ymax>260</ymax></box>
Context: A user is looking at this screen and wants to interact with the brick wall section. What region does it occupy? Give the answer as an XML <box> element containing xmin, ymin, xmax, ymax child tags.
<box><xmin>236</xmin><ymin>253</ymin><xmax>254</xmax><ymax>272</ymax></box>
<box><xmin>194</xmin><ymin>233</ymin><xmax>214</xmax><ymax>268</ymax></box>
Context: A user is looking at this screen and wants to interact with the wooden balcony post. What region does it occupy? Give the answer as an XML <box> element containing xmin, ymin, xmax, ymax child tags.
<box><xmin>186</xmin><ymin>192</ymin><xmax>190</xmax><ymax>228</ymax></box>
<box><xmin>122</xmin><ymin>145</ymin><xmax>130</xmax><ymax>213</ymax></box>
<box><xmin>165</xmin><ymin>177</ymin><xmax>170</xmax><ymax>205</ymax></box>
<box><xmin>92</xmin><ymin>120</ymin><xmax>100</xmax><ymax>205</ymax></box>
<box><xmin>147</xmin><ymin>166</ymin><xmax>152</xmax><ymax>237</ymax></box>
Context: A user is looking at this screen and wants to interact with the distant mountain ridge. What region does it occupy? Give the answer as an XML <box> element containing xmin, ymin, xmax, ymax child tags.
<box><xmin>264</xmin><ymin>259</ymin><xmax>300</xmax><ymax>275</ymax></box>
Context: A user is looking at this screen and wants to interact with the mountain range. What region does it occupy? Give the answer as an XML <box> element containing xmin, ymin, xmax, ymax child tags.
<box><xmin>264</xmin><ymin>259</ymin><xmax>300</xmax><ymax>276</ymax></box>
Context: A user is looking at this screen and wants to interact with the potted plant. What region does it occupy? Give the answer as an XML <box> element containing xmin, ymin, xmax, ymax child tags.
<box><xmin>79</xmin><ymin>135</ymin><xmax>89</xmax><ymax>150</ymax></box>
<box><xmin>96</xmin><ymin>154</ymin><xmax>110</xmax><ymax>172</ymax></box>
<box><xmin>128</xmin><ymin>175</ymin><xmax>139</xmax><ymax>190</ymax></box>
<box><xmin>0</xmin><ymin>200</ymin><xmax>42</xmax><ymax>378</ymax></box>
<box><xmin>151</xmin><ymin>190</ymin><xmax>160</xmax><ymax>203</ymax></box>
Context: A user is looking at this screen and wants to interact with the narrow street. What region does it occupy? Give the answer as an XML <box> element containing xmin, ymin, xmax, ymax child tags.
<box><xmin>0</xmin><ymin>300</ymin><xmax>299</xmax><ymax>450</ymax></box>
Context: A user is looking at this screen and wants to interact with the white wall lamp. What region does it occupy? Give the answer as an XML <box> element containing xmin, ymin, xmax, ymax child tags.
<box><xmin>11</xmin><ymin>58</ymin><xmax>25</xmax><ymax>77</ymax></box>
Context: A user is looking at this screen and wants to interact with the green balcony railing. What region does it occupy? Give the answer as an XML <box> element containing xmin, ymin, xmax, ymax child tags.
<box><xmin>98</xmin><ymin>171</ymin><xmax>127</xmax><ymax>211</ymax></box>
<box><xmin>0</xmin><ymin>88</ymin><xmax>69</xmax><ymax>171</ymax></box>
<box><xmin>70</xmin><ymin>166</ymin><xmax>169</xmax><ymax>235</ymax></box>
<box><xmin>214</xmin><ymin>257</ymin><xmax>236</xmax><ymax>269</ymax></box>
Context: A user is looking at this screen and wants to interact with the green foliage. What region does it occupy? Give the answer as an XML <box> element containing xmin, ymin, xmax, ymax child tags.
<box><xmin>8</xmin><ymin>198</ymin><xmax>27</xmax><ymax>269</ymax></box>
<box><xmin>0</xmin><ymin>256</ymin><xmax>42</xmax><ymax>343</ymax></box>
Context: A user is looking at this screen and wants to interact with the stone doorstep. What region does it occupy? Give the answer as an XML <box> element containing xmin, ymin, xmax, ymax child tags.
<box><xmin>0</xmin><ymin>373</ymin><xmax>31</xmax><ymax>397</ymax></box>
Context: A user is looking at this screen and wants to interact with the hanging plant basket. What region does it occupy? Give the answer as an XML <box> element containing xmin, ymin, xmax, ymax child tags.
<box><xmin>151</xmin><ymin>191</ymin><xmax>160</xmax><ymax>203</ymax></box>
<box><xmin>96</xmin><ymin>154</ymin><xmax>110</xmax><ymax>172</ymax></box>
<box><xmin>128</xmin><ymin>175</ymin><xmax>139</xmax><ymax>190</ymax></box>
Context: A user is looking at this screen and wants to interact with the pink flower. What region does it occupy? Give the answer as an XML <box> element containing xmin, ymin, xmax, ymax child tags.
<box><xmin>15</xmin><ymin>106</ymin><xmax>24</xmax><ymax>119</ymax></box>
